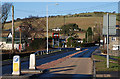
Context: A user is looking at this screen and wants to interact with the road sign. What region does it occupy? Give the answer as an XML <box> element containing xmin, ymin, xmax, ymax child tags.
<box><xmin>103</xmin><ymin>14</ymin><xmax>116</xmax><ymax>35</ymax></box>
<box><xmin>12</xmin><ymin>55</ymin><xmax>21</xmax><ymax>75</ymax></box>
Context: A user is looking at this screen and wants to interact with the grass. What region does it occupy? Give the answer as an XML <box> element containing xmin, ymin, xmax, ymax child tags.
<box><xmin>110</xmin><ymin>56</ymin><xmax>120</xmax><ymax>59</ymax></box>
<box><xmin>4</xmin><ymin>17</ymin><xmax>103</xmax><ymax>30</ymax></box>
<box><xmin>4</xmin><ymin>13</ymin><xmax>119</xmax><ymax>39</ymax></box>
<box><xmin>93</xmin><ymin>55</ymin><xmax>119</xmax><ymax>71</ymax></box>
<box><xmin>4</xmin><ymin>12</ymin><xmax>119</xmax><ymax>30</ymax></box>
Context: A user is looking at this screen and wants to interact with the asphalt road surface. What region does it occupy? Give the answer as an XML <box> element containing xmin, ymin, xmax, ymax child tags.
<box><xmin>37</xmin><ymin>46</ymin><xmax>98</xmax><ymax>79</ymax></box>
<box><xmin>2</xmin><ymin>46</ymin><xmax>98</xmax><ymax>79</ymax></box>
<box><xmin>2</xmin><ymin>49</ymin><xmax>78</xmax><ymax>75</ymax></box>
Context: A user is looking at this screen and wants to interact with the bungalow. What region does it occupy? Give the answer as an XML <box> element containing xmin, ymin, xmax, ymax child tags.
<box><xmin>0</xmin><ymin>37</ymin><xmax>26</xmax><ymax>51</ymax></box>
<box><xmin>1</xmin><ymin>30</ymin><xmax>26</xmax><ymax>51</ymax></box>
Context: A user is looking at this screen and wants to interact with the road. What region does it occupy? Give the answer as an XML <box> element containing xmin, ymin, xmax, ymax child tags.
<box><xmin>37</xmin><ymin>46</ymin><xmax>98</xmax><ymax>79</ymax></box>
<box><xmin>2</xmin><ymin>49</ymin><xmax>78</xmax><ymax>75</ymax></box>
<box><xmin>2</xmin><ymin>46</ymin><xmax>98</xmax><ymax>78</ymax></box>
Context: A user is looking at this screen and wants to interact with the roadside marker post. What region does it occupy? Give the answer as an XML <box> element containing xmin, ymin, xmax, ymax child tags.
<box><xmin>12</xmin><ymin>55</ymin><xmax>21</xmax><ymax>75</ymax></box>
<box><xmin>29</xmin><ymin>54</ymin><xmax>36</xmax><ymax>70</ymax></box>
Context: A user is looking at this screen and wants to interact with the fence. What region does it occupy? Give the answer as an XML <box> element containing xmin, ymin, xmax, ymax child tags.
<box><xmin>34</xmin><ymin>48</ymin><xmax>75</xmax><ymax>55</ymax></box>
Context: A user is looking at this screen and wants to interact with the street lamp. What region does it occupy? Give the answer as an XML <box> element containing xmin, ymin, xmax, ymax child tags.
<box><xmin>46</xmin><ymin>3</ymin><xmax>59</xmax><ymax>54</ymax></box>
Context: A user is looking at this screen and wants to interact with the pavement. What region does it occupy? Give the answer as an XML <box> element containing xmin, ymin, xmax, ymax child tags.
<box><xmin>37</xmin><ymin>58</ymin><xmax>93</xmax><ymax>79</ymax></box>
<box><xmin>49</xmin><ymin>58</ymin><xmax>93</xmax><ymax>74</ymax></box>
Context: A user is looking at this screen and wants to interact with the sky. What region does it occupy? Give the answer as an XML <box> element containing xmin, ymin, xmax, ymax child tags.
<box><xmin>1</xmin><ymin>0</ymin><xmax>120</xmax><ymax>2</ymax></box>
<box><xmin>1</xmin><ymin>2</ymin><xmax>119</xmax><ymax>21</ymax></box>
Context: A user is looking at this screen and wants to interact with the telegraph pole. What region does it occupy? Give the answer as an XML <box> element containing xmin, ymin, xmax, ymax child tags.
<box><xmin>92</xmin><ymin>27</ymin><xmax>94</xmax><ymax>41</ymax></box>
<box><xmin>19</xmin><ymin>27</ymin><xmax>21</xmax><ymax>53</ymax></box>
<box><xmin>87</xmin><ymin>32</ymin><xmax>88</xmax><ymax>43</ymax></box>
<box><xmin>12</xmin><ymin>5</ymin><xmax>14</xmax><ymax>54</ymax></box>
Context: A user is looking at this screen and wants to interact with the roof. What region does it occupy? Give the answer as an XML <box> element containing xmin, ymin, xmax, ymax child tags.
<box><xmin>6</xmin><ymin>38</ymin><xmax>25</xmax><ymax>44</ymax></box>
<box><xmin>2</xmin><ymin>31</ymin><xmax>10</xmax><ymax>37</ymax></box>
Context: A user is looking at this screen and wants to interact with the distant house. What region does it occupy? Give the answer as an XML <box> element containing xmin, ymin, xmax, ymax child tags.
<box><xmin>104</xmin><ymin>25</ymin><xmax>120</xmax><ymax>50</ymax></box>
<box><xmin>75</xmin><ymin>39</ymin><xmax>83</xmax><ymax>43</ymax></box>
<box><xmin>0</xmin><ymin>37</ymin><xmax>26</xmax><ymax>51</ymax></box>
<box><xmin>1</xmin><ymin>30</ymin><xmax>26</xmax><ymax>51</ymax></box>
<box><xmin>52</xmin><ymin>27</ymin><xmax>62</xmax><ymax>31</ymax></box>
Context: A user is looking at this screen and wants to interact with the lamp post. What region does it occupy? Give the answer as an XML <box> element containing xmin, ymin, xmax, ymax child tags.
<box><xmin>46</xmin><ymin>3</ymin><xmax>59</xmax><ymax>54</ymax></box>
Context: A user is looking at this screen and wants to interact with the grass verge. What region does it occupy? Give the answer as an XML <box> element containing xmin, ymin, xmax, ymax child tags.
<box><xmin>93</xmin><ymin>55</ymin><xmax>119</xmax><ymax>71</ymax></box>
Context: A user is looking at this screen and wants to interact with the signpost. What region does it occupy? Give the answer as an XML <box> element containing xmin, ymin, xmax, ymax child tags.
<box><xmin>103</xmin><ymin>13</ymin><xmax>116</xmax><ymax>68</ymax></box>
<box><xmin>12</xmin><ymin>55</ymin><xmax>21</xmax><ymax>75</ymax></box>
<box><xmin>103</xmin><ymin>14</ymin><xmax>116</xmax><ymax>35</ymax></box>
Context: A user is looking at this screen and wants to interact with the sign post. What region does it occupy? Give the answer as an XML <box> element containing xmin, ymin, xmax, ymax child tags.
<box><xmin>103</xmin><ymin>14</ymin><xmax>116</xmax><ymax>68</ymax></box>
<box><xmin>12</xmin><ymin>55</ymin><xmax>21</xmax><ymax>75</ymax></box>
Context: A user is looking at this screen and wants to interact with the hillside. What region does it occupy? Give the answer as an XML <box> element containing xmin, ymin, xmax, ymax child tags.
<box><xmin>4</xmin><ymin>12</ymin><xmax>119</xmax><ymax>30</ymax></box>
<box><xmin>4</xmin><ymin>17</ymin><xmax>103</xmax><ymax>30</ymax></box>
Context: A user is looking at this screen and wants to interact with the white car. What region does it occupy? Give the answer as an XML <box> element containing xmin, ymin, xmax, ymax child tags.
<box><xmin>76</xmin><ymin>46</ymin><xmax>82</xmax><ymax>50</ymax></box>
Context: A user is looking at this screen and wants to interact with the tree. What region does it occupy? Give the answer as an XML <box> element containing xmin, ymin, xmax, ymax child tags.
<box><xmin>85</xmin><ymin>27</ymin><xmax>93</xmax><ymax>43</ymax></box>
<box><xmin>20</xmin><ymin>17</ymin><xmax>46</xmax><ymax>39</ymax></box>
<box><xmin>66</xmin><ymin>37</ymin><xmax>76</xmax><ymax>47</ymax></box>
<box><xmin>87</xmin><ymin>27</ymin><xmax>92</xmax><ymax>36</ymax></box>
<box><xmin>61</xmin><ymin>23</ymin><xmax>80</xmax><ymax>36</ymax></box>
<box><xmin>1</xmin><ymin>3</ymin><xmax>12</xmax><ymax>29</ymax></box>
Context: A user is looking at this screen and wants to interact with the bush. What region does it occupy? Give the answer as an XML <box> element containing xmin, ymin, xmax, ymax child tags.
<box><xmin>29</xmin><ymin>38</ymin><xmax>46</xmax><ymax>51</ymax></box>
<box><xmin>66</xmin><ymin>37</ymin><xmax>77</xmax><ymax>47</ymax></box>
<box><xmin>59</xmin><ymin>42</ymin><xmax>63</xmax><ymax>47</ymax></box>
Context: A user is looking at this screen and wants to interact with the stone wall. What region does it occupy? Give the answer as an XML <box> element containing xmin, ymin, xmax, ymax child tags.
<box><xmin>109</xmin><ymin>50</ymin><xmax>120</xmax><ymax>56</ymax></box>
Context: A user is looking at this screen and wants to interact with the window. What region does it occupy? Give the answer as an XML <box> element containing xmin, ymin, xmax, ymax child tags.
<box><xmin>112</xmin><ymin>37</ymin><xmax>116</xmax><ymax>41</ymax></box>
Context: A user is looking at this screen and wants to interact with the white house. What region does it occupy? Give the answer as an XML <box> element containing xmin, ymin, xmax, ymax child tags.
<box><xmin>52</xmin><ymin>27</ymin><xmax>62</xmax><ymax>31</ymax></box>
<box><xmin>0</xmin><ymin>38</ymin><xmax>25</xmax><ymax>51</ymax></box>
